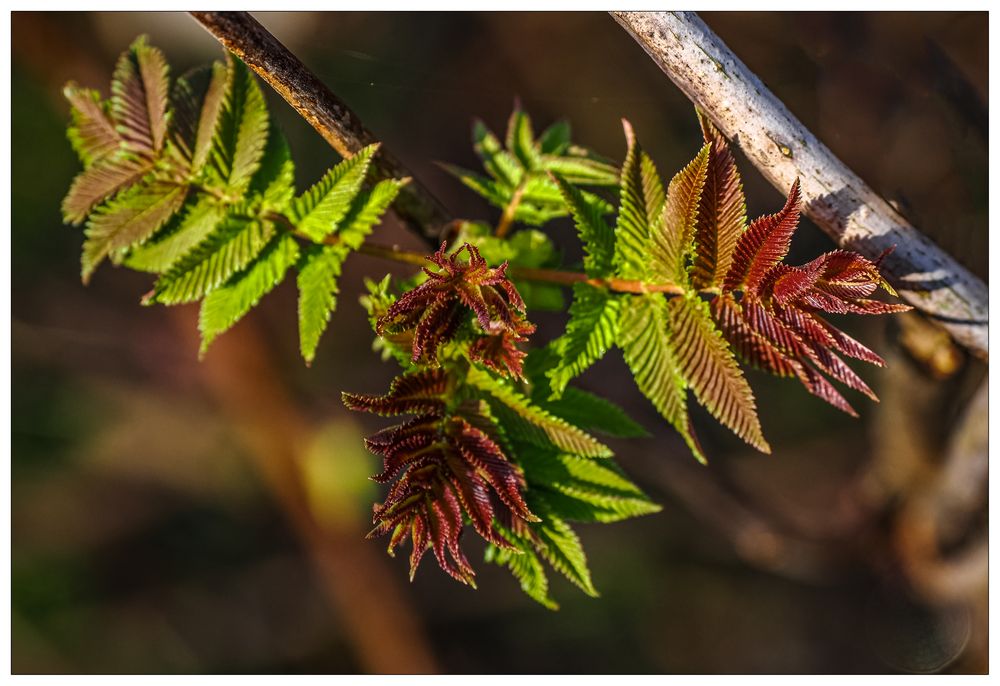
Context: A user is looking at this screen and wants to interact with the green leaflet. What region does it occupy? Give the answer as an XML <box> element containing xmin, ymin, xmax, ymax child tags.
<box><xmin>649</xmin><ymin>144</ymin><xmax>709</xmax><ymax>286</ymax></box>
<box><xmin>524</xmin><ymin>346</ymin><xmax>649</xmax><ymax>439</ymax></box>
<box><xmin>668</xmin><ymin>293</ymin><xmax>769</xmax><ymax>452</ymax></box>
<box><xmin>249</xmin><ymin>123</ymin><xmax>296</xmax><ymax>210</ymax></box>
<box><xmin>517</xmin><ymin>446</ymin><xmax>660</xmax><ymax>524</ymax></box>
<box><xmin>506</xmin><ymin>107</ymin><xmax>542</xmax><ymax>170</ymax></box>
<box><xmin>473</xmin><ymin>119</ymin><xmax>522</xmax><ymax>187</ymax></box>
<box><xmin>291</xmin><ymin>144</ymin><xmax>379</xmax><ymax>241</ymax></box>
<box><xmin>297</xmin><ymin>243</ymin><xmax>351</xmax><ymax>364</ymax></box>
<box><xmin>613</xmin><ymin>123</ymin><xmax>662</xmax><ymax>281</ymax></box>
<box><xmin>526</xmin><ymin>493</ymin><xmax>598</xmax><ymax>597</ymax></box>
<box><xmin>550</xmin><ymin>174</ymin><xmax>615</xmax><ymax>277</ymax></box>
<box><xmin>618</xmin><ymin>293</ymin><xmax>705</xmax><ymax>463</ymax></box>
<box><xmin>64</xmin><ymin>84</ymin><xmax>119</xmax><ymax>166</ymax></box>
<box><xmin>81</xmin><ymin>180</ymin><xmax>187</xmax><ymax>282</ymax></box>
<box><xmin>484</xmin><ymin>524</ymin><xmax>558</xmax><ymax>610</ymax></box>
<box><xmin>124</xmin><ymin>196</ymin><xmax>226</xmax><ymax>274</ymax></box>
<box><xmin>541</xmin><ymin>154</ymin><xmax>618</xmax><ymax>186</ymax></box>
<box><xmin>337</xmin><ymin>178</ymin><xmax>405</xmax><ymax>248</ymax></box>
<box><xmin>297</xmin><ymin>179</ymin><xmax>404</xmax><ymax>363</ymax></box>
<box><xmin>537</xmin><ymin>119</ymin><xmax>570</xmax><ymax>155</ymax></box>
<box><xmin>546</xmin><ymin>284</ymin><xmax>621</xmax><ymax>398</ymax></box>
<box><xmin>209</xmin><ymin>56</ymin><xmax>269</xmax><ymax>194</ymax></box>
<box><xmin>183</xmin><ymin>61</ymin><xmax>229</xmax><ymax>173</ymax></box>
<box><xmin>150</xmin><ymin>214</ymin><xmax>275</xmax><ymax>304</ymax></box>
<box><xmin>199</xmin><ymin>233</ymin><xmax>300</xmax><ymax>355</ymax></box>
<box><xmin>539</xmin><ymin>387</ymin><xmax>650</xmax><ymax>440</ymax></box>
<box><xmin>466</xmin><ymin>365</ymin><xmax>611</xmax><ymax>459</ymax></box>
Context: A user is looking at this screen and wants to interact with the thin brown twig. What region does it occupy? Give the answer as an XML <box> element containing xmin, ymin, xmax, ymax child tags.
<box><xmin>495</xmin><ymin>181</ymin><xmax>526</xmax><ymax>238</ymax></box>
<box><xmin>190</xmin><ymin>11</ymin><xmax>450</xmax><ymax>248</ymax></box>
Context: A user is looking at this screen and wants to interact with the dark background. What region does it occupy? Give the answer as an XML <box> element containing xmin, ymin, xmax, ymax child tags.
<box><xmin>11</xmin><ymin>12</ymin><xmax>988</xmax><ymax>674</ymax></box>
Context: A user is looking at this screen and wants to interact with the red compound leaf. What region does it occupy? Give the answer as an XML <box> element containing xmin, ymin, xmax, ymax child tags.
<box><xmin>377</xmin><ymin>242</ymin><xmax>535</xmax><ymax>376</ymax></box>
<box><xmin>345</xmin><ymin>373</ymin><xmax>536</xmax><ymax>585</ymax></box>
<box><xmin>710</xmin><ymin>175</ymin><xmax>909</xmax><ymax>414</ymax></box>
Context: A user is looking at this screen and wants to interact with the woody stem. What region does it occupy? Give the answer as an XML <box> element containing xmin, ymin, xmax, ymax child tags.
<box><xmin>494</xmin><ymin>181</ymin><xmax>526</xmax><ymax>239</ymax></box>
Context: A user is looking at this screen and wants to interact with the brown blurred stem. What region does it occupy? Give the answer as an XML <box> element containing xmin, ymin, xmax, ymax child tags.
<box><xmin>172</xmin><ymin>311</ymin><xmax>438</xmax><ymax>673</ymax></box>
<box><xmin>189</xmin><ymin>11</ymin><xmax>450</xmax><ymax>248</ymax></box>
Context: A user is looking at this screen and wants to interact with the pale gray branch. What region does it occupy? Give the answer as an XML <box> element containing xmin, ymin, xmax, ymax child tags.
<box><xmin>612</xmin><ymin>11</ymin><xmax>988</xmax><ymax>359</ymax></box>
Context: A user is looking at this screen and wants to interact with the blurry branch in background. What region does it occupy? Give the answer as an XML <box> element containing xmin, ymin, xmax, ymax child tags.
<box><xmin>611</xmin><ymin>11</ymin><xmax>988</xmax><ymax>360</ymax></box>
<box><xmin>189</xmin><ymin>11</ymin><xmax>450</xmax><ymax>248</ymax></box>
<box><xmin>172</xmin><ymin>311</ymin><xmax>438</xmax><ymax>673</ymax></box>
<box><xmin>894</xmin><ymin>373</ymin><xmax>987</xmax><ymax>604</ymax></box>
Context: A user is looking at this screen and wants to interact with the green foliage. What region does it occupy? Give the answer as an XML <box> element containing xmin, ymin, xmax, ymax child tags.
<box><xmin>62</xmin><ymin>38</ymin><xmax>401</xmax><ymax>363</ymax></box>
<box><xmin>442</xmin><ymin>103</ymin><xmax>617</xmax><ymax>228</ymax></box>
<box><xmin>62</xmin><ymin>41</ymin><xmax>908</xmax><ymax>610</ymax></box>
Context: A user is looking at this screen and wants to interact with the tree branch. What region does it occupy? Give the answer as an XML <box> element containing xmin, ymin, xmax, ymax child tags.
<box><xmin>611</xmin><ymin>11</ymin><xmax>988</xmax><ymax>359</ymax></box>
<box><xmin>189</xmin><ymin>11</ymin><xmax>450</xmax><ymax>248</ymax></box>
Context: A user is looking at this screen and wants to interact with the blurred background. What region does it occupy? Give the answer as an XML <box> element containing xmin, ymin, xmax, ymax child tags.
<box><xmin>11</xmin><ymin>11</ymin><xmax>987</xmax><ymax>674</ymax></box>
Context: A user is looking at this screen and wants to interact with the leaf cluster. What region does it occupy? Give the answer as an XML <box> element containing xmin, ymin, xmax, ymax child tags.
<box><xmin>544</xmin><ymin>113</ymin><xmax>908</xmax><ymax>462</ymax></box>
<box><xmin>62</xmin><ymin>37</ymin><xmax>402</xmax><ymax>363</ymax></box>
<box><xmin>61</xmin><ymin>40</ymin><xmax>910</xmax><ymax>610</ymax></box>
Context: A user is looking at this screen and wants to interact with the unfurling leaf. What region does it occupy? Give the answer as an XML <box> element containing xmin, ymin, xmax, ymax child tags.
<box><xmin>344</xmin><ymin>369</ymin><xmax>537</xmax><ymax>585</ymax></box>
<box><xmin>377</xmin><ymin>243</ymin><xmax>534</xmax><ymax>375</ymax></box>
